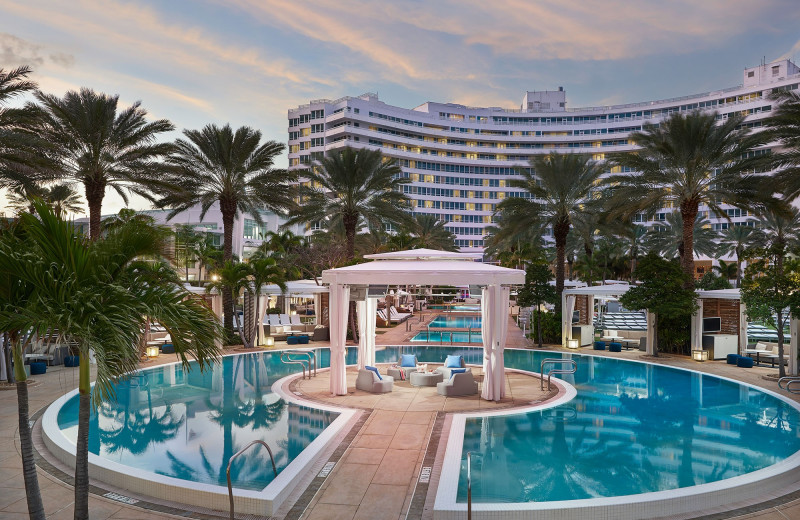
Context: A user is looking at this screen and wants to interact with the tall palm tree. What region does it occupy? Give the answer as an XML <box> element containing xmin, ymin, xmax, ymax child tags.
<box><xmin>161</xmin><ymin>124</ymin><xmax>297</xmax><ymax>337</ymax></box>
<box><xmin>192</xmin><ymin>235</ymin><xmax>223</xmax><ymax>286</ymax></box>
<box><xmin>248</xmin><ymin>257</ymin><xmax>287</xmax><ymax>346</ymax></box>
<box><xmin>0</xmin><ymin>202</ymin><xmax>220</xmax><ymax>520</ymax></box>
<box><xmin>497</xmin><ymin>152</ymin><xmax>603</xmax><ymax>303</ymax></box>
<box><xmin>0</xmin><ymin>66</ymin><xmax>43</xmax><ymax>190</ymax></box>
<box><xmin>410</xmin><ymin>213</ymin><xmax>457</xmax><ymax>251</ymax></box>
<box><xmin>759</xmin><ymin>205</ymin><xmax>800</xmax><ymax>275</ymax></box>
<box><xmin>206</xmin><ymin>261</ymin><xmax>253</xmax><ymax>345</ymax></box>
<box><xmin>27</xmin><ymin>88</ymin><xmax>175</xmax><ymax>240</ymax></box>
<box><xmin>763</xmin><ymin>90</ymin><xmax>800</xmax><ymax>200</ymax></box>
<box><xmin>643</xmin><ymin>212</ymin><xmax>718</xmax><ymax>262</ymax></box>
<box><xmin>713</xmin><ymin>259</ymin><xmax>738</xmax><ymax>282</ymax></box>
<box><xmin>286</xmin><ymin>146</ymin><xmax>412</xmax><ymax>260</ymax></box>
<box><xmin>718</xmin><ymin>224</ymin><xmax>765</xmax><ymax>287</ymax></box>
<box><xmin>607</xmin><ymin>110</ymin><xmax>772</xmax><ymax>287</ymax></box>
<box><xmin>7</xmin><ymin>182</ymin><xmax>83</xmax><ymax>217</ymax></box>
<box><xmin>485</xmin><ymin>202</ymin><xmax>546</xmax><ymax>264</ymax></box>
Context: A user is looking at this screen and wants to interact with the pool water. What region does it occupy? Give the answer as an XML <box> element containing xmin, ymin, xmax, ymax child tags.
<box><xmin>429</xmin><ymin>315</ymin><xmax>482</xmax><ymax>329</ymax></box>
<box><xmin>55</xmin><ymin>352</ymin><xmax>348</xmax><ymax>491</ymax></box>
<box><xmin>410</xmin><ymin>331</ymin><xmax>481</xmax><ymax>343</ymax></box>
<box><xmin>454</xmin><ymin>348</ymin><xmax>800</xmax><ymax>503</ymax></box>
<box><xmin>427</xmin><ymin>304</ymin><xmax>482</xmax><ymax>311</ymax></box>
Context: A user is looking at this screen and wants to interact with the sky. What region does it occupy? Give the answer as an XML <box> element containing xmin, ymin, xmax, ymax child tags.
<box><xmin>3</xmin><ymin>0</ymin><xmax>800</xmax><ymax>217</ymax></box>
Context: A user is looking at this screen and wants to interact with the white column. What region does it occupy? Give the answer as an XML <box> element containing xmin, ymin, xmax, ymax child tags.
<box><xmin>646</xmin><ymin>311</ymin><xmax>656</xmax><ymax>356</ymax></box>
<box><xmin>561</xmin><ymin>292</ymin><xmax>569</xmax><ymax>347</ymax></box>
<box><xmin>690</xmin><ymin>298</ymin><xmax>703</xmax><ymax>350</ymax></box>
<box><xmin>356</xmin><ymin>298</ymin><xmax>377</xmax><ymax>370</ymax></box>
<box><xmin>790</xmin><ymin>317</ymin><xmax>799</xmax><ymax>377</ymax></box>
<box><xmin>739</xmin><ymin>302</ymin><xmax>748</xmax><ymax>356</ymax></box>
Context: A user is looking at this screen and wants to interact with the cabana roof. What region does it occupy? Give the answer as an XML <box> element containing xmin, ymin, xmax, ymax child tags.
<box><xmin>260</xmin><ymin>279</ymin><xmax>328</xmax><ymax>295</ymax></box>
<box><xmin>321</xmin><ymin>258</ymin><xmax>524</xmax><ymax>286</ymax></box>
<box><xmin>697</xmin><ymin>288</ymin><xmax>741</xmax><ymax>300</ymax></box>
<box><xmin>562</xmin><ymin>284</ymin><xmax>633</xmax><ymax>297</ymax></box>
<box><xmin>363</xmin><ymin>248</ymin><xmax>482</xmax><ymax>261</ymax></box>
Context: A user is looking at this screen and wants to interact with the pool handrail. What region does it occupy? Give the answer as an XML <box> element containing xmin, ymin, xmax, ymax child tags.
<box><xmin>540</xmin><ymin>358</ymin><xmax>577</xmax><ymax>391</ymax></box>
<box><xmin>226</xmin><ymin>440</ymin><xmax>277</xmax><ymax>520</ymax></box>
<box><xmin>778</xmin><ymin>376</ymin><xmax>800</xmax><ymax>390</ymax></box>
<box><xmin>287</xmin><ymin>349</ymin><xmax>316</xmax><ymax>377</ymax></box>
<box><xmin>280</xmin><ymin>351</ymin><xmax>307</xmax><ymax>379</ymax></box>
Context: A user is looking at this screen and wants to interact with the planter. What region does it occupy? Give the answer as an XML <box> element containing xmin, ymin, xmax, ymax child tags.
<box><xmin>64</xmin><ymin>355</ymin><xmax>80</xmax><ymax>367</ymax></box>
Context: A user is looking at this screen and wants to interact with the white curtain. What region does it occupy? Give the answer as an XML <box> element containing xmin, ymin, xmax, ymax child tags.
<box><xmin>329</xmin><ymin>284</ymin><xmax>350</xmax><ymax>395</ymax></box>
<box><xmin>646</xmin><ymin>311</ymin><xmax>656</xmax><ymax>355</ymax></box>
<box><xmin>563</xmin><ymin>295</ymin><xmax>576</xmax><ymax>346</ymax></box>
<box><xmin>313</xmin><ymin>293</ymin><xmax>322</xmax><ymax>325</ymax></box>
<box><xmin>211</xmin><ymin>293</ymin><xmax>224</xmax><ymax>349</ymax></box>
<box><xmin>691</xmin><ymin>299</ymin><xmax>703</xmax><ymax>350</ymax></box>
<box><xmin>790</xmin><ymin>317</ymin><xmax>799</xmax><ymax>376</ymax></box>
<box><xmin>739</xmin><ymin>302</ymin><xmax>748</xmax><ymax>356</ymax></box>
<box><xmin>481</xmin><ymin>286</ymin><xmax>495</xmax><ymax>401</ymax></box>
<box><xmin>357</xmin><ymin>298</ymin><xmax>377</xmax><ymax>369</ymax></box>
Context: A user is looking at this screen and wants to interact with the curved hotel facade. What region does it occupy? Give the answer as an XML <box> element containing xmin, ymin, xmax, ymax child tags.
<box><xmin>288</xmin><ymin>59</ymin><xmax>800</xmax><ymax>254</ymax></box>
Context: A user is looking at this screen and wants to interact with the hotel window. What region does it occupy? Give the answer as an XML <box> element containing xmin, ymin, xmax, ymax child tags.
<box><xmin>773</xmin><ymin>66</ymin><xmax>780</xmax><ymax>77</ymax></box>
<box><xmin>311</xmin><ymin>123</ymin><xmax>324</xmax><ymax>133</ymax></box>
<box><xmin>301</xmin><ymin>128</ymin><xmax>310</xmax><ymax>137</ymax></box>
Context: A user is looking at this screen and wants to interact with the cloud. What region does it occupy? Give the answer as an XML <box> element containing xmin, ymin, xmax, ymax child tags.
<box><xmin>0</xmin><ymin>33</ymin><xmax>74</xmax><ymax>68</ymax></box>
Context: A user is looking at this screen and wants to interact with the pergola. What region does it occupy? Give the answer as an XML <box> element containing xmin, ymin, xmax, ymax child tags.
<box><xmin>320</xmin><ymin>248</ymin><xmax>525</xmax><ymax>401</ymax></box>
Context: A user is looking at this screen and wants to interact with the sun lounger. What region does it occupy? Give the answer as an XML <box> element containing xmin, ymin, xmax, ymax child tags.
<box><xmin>290</xmin><ymin>315</ymin><xmax>303</xmax><ymax>326</ymax></box>
<box><xmin>389</xmin><ymin>306</ymin><xmax>412</xmax><ymax>323</ymax></box>
<box><xmin>279</xmin><ymin>314</ymin><xmax>292</xmax><ymax>325</ymax></box>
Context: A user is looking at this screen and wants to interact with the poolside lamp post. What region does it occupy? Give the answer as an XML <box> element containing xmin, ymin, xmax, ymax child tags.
<box><xmin>146</xmin><ymin>346</ymin><xmax>160</xmax><ymax>359</ymax></box>
<box><xmin>691</xmin><ymin>349</ymin><xmax>709</xmax><ymax>362</ymax></box>
<box><xmin>567</xmin><ymin>339</ymin><xmax>579</xmax><ymax>349</ymax></box>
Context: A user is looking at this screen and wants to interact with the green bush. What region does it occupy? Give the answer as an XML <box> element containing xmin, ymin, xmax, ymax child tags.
<box><xmin>529</xmin><ymin>311</ymin><xmax>561</xmax><ymax>345</ymax></box>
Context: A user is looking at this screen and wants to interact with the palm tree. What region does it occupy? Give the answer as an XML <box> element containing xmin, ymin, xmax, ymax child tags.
<box><xmin>644</xmin><ymin>212</ymin><xmax>718</xmax><ymax>262</ymax></box>
<box><xmin>0</xmin><ymin>220</ymin><xmax>45</xmax><ymax>520</ymax></box>
<box><xmin>763</xmin><ymin>90</ymin><xmax>800</xmax><ymax>200</ymax></box>
<box><xmin>27</xmin><ymin>88</ymin><xmax>175</xmax><ymax>240</ymax></box>
<box><xmin>0</xmin><ymin>66</ymin><xmax>44</xmax><ymax>190</ymax></box>
<box><xmin>206</xmin><ymin>261</ymin><xmax>252</xmax><ymax>345</ymax></box>
<box><xmin>609</xmin><ymin>222</ymin><xmax>648</xmax><ymax>281</ymax></box>
<box><xmin>174</xmin><ymin>224</ymin><xmax>201</xmax><ymax>283</ymax></box>
<box><xmin>717</xmin><ymin>224</ymin><xmax>765</xmax><ymax>287</ymax></box>
<box><xmin>485</xmin><ymin>202</ymin><xmax>546</xmax><ymax>264</ymax></box>
<box><xmin>606</xmin><ymin>110</ymin><xmax>772</xmax><ymax>287</ymax></box>
<box><xmin>161</xmin><ymin>124</ymin><xmax>297</xmax><ymax>337</ymax></box>
<box><xmin>7</xmin><ymin>182</ymin><xmax>83</xmax><ymax>217</ymax></box>
<box><xmin>247</xmin><ymin>257</ymin><xmax>286</xmax><ymax>346</ymax></box>
<box><xmin>410</xmin><ymin>213</ymin><xmax>457</xmax><ymax>251</ymax></box>
<box><xmin>286</xmin><ymin>146</ymin><xmax>412</xmax><ymax>260</ymax></box>
<box><xmin>0</xmin><ymin>202</ymin><xmax>220</xmax><ymax>520</ymax></box>
<box><xmin>192</xmin><ymin>235</ymin><xmax>223</xmax><ymax>286</ymax></box>
<box><xmin>760</xmin><ymin>205</ymin><xmax>800</xmax><ymax>275</ymax></box>
<box><xmin>497</xmin><ymin>152</ymin><xmax>603</xmax><ymax>303</ymax></box>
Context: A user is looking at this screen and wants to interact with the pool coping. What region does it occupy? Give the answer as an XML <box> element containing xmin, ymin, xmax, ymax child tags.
<box><xmin>433</xmin><ymin>349</ymin><xmax>800</xmax><ymax>520</ymax></box>
<box><xmin>39</xmin><ymin>350</ymin><xmax>358</xmax><ymax>517</ymax></box>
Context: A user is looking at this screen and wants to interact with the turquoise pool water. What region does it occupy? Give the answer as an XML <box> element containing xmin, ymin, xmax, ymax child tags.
<box><xmin>55</xmin><ymin>352</ymin><xmax>353</xmax><ymax>491</ymax></box>
<box><xmin>410</xmin><ymin>331</ymin><xmax>481</xmax><ymax>343</ymax></box>
<box><xmin>452</xmin><ymin>348</ymin><xmax>800</xmax><ymax>504</ymax></box>
<box><xmin>427</xmin><ymin>304</ymin><xmax>482</xmax><ymax>311</ymax></box>
<box><xmin>429</xmin><ymin>315</ymin><xmax>482</xmax><ymax>329</ymax></box>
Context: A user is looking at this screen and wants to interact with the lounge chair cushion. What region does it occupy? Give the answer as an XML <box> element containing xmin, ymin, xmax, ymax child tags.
<box><xmin>445</xmin><ymin>355</ymin><xmax>463</xmax><ymax>368</ymax></box>
<box><xmin>450</xmin><ymin>368</ymin><xmax>467</xmax><ymax>379</ymax></box>
<box><xmin>401</xmin><ymin>354</ymin><xmax>417</xmax><ymax>367</ymax></box>
<box><xmin>365</xmin><ymin>365</ymin><xmax>382</xmax><ymax>380</ymax></box>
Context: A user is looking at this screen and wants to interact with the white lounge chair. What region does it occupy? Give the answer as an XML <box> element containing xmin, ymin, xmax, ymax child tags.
<box><xmin>279</xmin><ymin>314</ymin><xmax>292</xmax><ymax>325</ymax></box>
<box><xmin>389</xmin><ymin>306</ymin><xmax>412</xmax><ymax>323</ymax></box>
<box><xmin>290</xmin><ymin>315</ymin><xmax>303</xmax><ymax>326</ymax></box>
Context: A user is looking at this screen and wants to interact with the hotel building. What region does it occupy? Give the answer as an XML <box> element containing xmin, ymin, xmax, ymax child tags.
<box><xmin>288</xmin><ymin>59</ymin><xmax>800</xmax><ymax>255</ymax></box>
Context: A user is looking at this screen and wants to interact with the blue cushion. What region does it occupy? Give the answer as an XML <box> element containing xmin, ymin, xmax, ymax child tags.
<box><xmin>445</xmin><ymin>355</ymin><xmax>463</xmax><ymax>368</ymax></box>
<box><xmin>287</xmin><ymin>336</ymin><xmax>299</xmax><ymax>345</ymax></box>
<box><xmin>401</xmin><ymin>354</ymin><xmax>417</xmax><ymax>367</ymax></box>
<box><xmin>609</xmin><ymin>342</ymin><xmax>622</xmax><ymax>352</ymax></box>
<box><xmin>30</xmin><ymin>362</ymin><xmax>47</xmax><ymax>375</ymax></box>
<box><xmin>593</xmin><ymin>341</ymin><xmax>606</xmax><ymax>351</ymax></box>
<box><xmin>726</xmin><ymin>354</ymin><xmax>740</xmax><ymax>365</ymax></box>
<box><xmin>737</xmin><ymin>356</ymin><xmax>754</xmax><ymax>368</ymax></box>
<box><xmin>450</xmin><ymin>368</ymin><xmax>467</xmax><ymax>379</ymax></box>
<box><xmin>64</xmin><ymin>355</ymin><xmax>80</xmax><ymax>367</ymax></box>
<box><xmin>365</xmin><ymin>365</ymin><xmax>382</xmax><ymax>380</ymax></box>
<box><xmin>298</xmin><ymin>335</ymin><xmax>310</xmax><ymax>344</ymax></box>
<box><xmin>161</xmin><ymin>343</ymin><xmax>175</xmax><ymax>354</ymax></box>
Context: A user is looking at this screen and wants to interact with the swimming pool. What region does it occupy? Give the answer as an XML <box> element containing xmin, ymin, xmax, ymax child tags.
<box><xmin>428</xmin><ymin>304</ymin><xmax>482</xmax><ymax>312</ymax></box>
<box><xmin>429</xmin><ymin>315</ymin><xmax>482</xmax><ymax>328</ymax></box>
<box><xmin>410</xmin><ymin>331</ymin><xmax>481</xmax><ymax>343</ymax></box>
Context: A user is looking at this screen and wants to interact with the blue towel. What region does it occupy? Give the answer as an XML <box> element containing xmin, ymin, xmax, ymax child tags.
<box><xmin>365</xmin><ymin>365</ymin><xmax>382</xmax><ymax>380</ymax></box>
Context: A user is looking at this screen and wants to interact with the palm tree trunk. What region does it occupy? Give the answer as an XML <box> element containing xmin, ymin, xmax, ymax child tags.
<box><xmin>17</xmin><ymin>380</ymin><xmax>46</xmax><ymax>520</ymax></box>
<box><xmin>343</xmin><ymin>213</ymin><xmax>358</xmax><ymax>260</ymax></box>
<box><xmin>652</xmin><ymin>314</ymin><xmax>659</xmax><ymax>357</ymax></box>
<box><xmin>554</xmin><ymin>217</ymin><xmax>570</xmax><ymax>311</ymax></box>
<box><xmin>221</xmin><ymin>204</ymin><xmax>235</xmax><ymax>339</ymax></box>
<box><xmin>679</xmin><ymin>203</ymin><xmax>698</xmax><ymax>289</ymax></box>
<box><xmin>85</xmin><ymin>180</ymin><xmax>106</xmax><ymax>241</ymax></box>
<box><xmin>74</xmin><ymin>354</ymin><xmax>92</xmax><ymax>520</ymax></box>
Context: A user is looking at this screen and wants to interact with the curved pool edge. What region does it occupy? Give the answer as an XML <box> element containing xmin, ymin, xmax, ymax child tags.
<box><xmin>433</xmin><ymin>349</ymin><xmax>800</xmax><ymax>520</ymax></box>
<box><xmin>40</xmin><ymin>352</ymin><xmax>358</xmax><ymax>516</ymax></box>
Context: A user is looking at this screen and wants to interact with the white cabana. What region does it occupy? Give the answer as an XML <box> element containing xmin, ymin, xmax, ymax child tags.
<box><xmin>561</xmin><ymin>284</ymin><xmax>651</xmax><ymax>349</ymax></box>
<box><xmin>321</xmin><ymin>248</ymin><xmax>524</xmax><ymax>400</ymax></box>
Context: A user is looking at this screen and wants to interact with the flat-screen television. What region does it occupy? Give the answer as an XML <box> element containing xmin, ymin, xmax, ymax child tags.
<box><xmin>572</xmin><ymin>310</ymin><xmax>580</xmax><ymax>324</ymax></box>
<box><xmin>703</xmin><ymin>317</ymin><xmax>722</xmax><ymax>333</ymax></box>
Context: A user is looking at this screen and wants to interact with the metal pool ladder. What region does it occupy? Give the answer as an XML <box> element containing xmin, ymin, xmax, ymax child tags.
<box><xmin>779</xmin><ymin>376</ymin><xmax>800</xmax><ymax>394</ymax></box>
<box><xmin>227</xmin><ymin>440</ymin><xmax>277</xmax><ymax>520</ymax></box>
<box><xmin>540</xmin><ymin>358</ymin><xmax>577</xmax><ymax>391</ymax></box>
<box><xmin>287</xmin><ymin>349</ymin><xmax>316</xmax><ymax>377</ymax></box>
<box><xmin>280</xmin><ymin>351</ymin><xmax>309</xmax><ymax>379</ymax></box>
